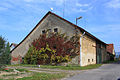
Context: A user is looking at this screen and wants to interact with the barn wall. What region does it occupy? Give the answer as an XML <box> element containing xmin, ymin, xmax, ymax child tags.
<box><xmin>11</xmin><ymin>13</ymin><xmax>106</xmax><ymax>66</ymax></box>
<box><xmin>81</xmin><ymin>34</ymin><xmax>96</xmax><ymax>66</ymax></box>
<box><xmin>11</xmin><ymin>14</ymin><xmax>80</xmax><ymax>64</ymax></box>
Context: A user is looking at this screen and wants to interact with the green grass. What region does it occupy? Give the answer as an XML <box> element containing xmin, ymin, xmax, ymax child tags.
<box><xmin>2</xmin><ymin>73</ymin><xmax>19</xmax><ymax>77</ymax></box>
<box><xmin>40</xmin><ymin>64</ymin><xmax>102</xmax><ymax>70</ymax></box>
<box><xmin>0</xmin><ymin>72</ymin><xmax>66</xmax><ymax>80</ymax></box>
<box><xmin>0</xmin><ymin>68</ymin><xmax>14</xmax><ymax>72</ymax></box>
<box><xmin>0</xmin><ymin>79</ymin><xmax>14</xmax><ymax>80</ymax></box>
<box><xmin>0</xmin><ymin>67</ymin><xmax>28</xmax><ymax>72</ymax></box>
<box><xmin>17</xmin><ymin>72</ymin><xmax>66</xmax><ymax>80</ymax></box>
<box><xmin>7</xmin><ymin>64</ymin><xmax>37</xmax><ymax>67</ymax></box>
<box><xmin>8</xmin><ymin>64</ymin><xmax>102</xmax><ymax>70</ymax></box>
<box><xmin>16</xmin><ymin>68</ymin><xmax>29</xmax><ymax>72</ymax></box>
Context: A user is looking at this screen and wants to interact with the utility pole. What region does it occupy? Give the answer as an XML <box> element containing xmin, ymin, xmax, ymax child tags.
<box><xmin>75</xmin><ymin>16</ymin><xmax>86</xmax><ymax>66</ymax></box>
<box><xmin>75</xmin><ymin>16</ymin><xmax>82</xmax><ymax>35</ymax></box>
<box><xmin>76</xmin><ymin>16</ymin><xmax>82</xmax><ymax>25</ymax></box>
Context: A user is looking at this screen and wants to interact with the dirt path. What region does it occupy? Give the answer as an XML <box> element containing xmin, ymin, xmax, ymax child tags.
<box><xmin>7</xmin><ymin>66</ymin><xmax>85</xmax><ymax>79</ymax></box>
<box><xmin>63</xmin><ymin>63</ymin><xmax>120</xmax><ymax>80</ymax></box>
<box><xmin>7</xmin><ymin>66</ymin><xmax>84</xmax><ymax>73</ymax></box>
<box><xmin>0</xmin><ymin>71</ymin><xmax>32</xmax><ymax>79</ymax></box>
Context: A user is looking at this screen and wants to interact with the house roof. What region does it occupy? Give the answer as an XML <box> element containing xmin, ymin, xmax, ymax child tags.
<box><xmin>107</xmin><ymin>44</ymin><xmax>114</xmax><ymax>54</ymax></box>
<box><xmin>10</xmin><ymin>11</ymin><xmax>106</xmax><ymax>53</ymax></box>
<box><xmin>10</xmin><ymin>43</ymin><xmax>18</xmax><ymax>47</ymax></box>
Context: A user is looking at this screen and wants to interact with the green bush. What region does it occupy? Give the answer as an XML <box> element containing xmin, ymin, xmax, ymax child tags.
<box><xmin>24</xmin><ymin>32</ymin><xmax>80</xmax><ymax>65</ymax></box>
<box><xmin>24</xmin><ymin>44</ymin><xmax>71</xmax><ymax>65</ymax></box>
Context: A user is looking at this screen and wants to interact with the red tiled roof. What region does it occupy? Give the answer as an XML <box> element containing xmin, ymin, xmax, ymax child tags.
<box><xmin>107</xmin><ymin>44</ymin><xmax>114</xmax><ymax>54</ymax></box>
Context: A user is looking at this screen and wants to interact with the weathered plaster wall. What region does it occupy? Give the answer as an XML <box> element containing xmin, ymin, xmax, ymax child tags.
<box><xmin>81</xmin><ymin>35</ymin><xmax>96</xmax><ymax>66</ymax></box>
<box><xmin>11</xmin><ymin>14</ymin><xmax>80</xmax><ymax>64</ymax></box>
<box><xmin>11</xmin><ymin>13</ymin><xmax>105</xmax><ymax>66</ymax></box>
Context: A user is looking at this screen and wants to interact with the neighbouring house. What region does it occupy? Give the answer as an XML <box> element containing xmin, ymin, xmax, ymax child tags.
<box><xmin>106</xmin><ymin>44</ymin><xmax>116</xmax><ymax>61</ymax></box>
<box><xmin>96</xmin><ymin>42</ymin><xmax>107</xmax><ymax>64</ymax></box>
<box><xmin>10</xmin><ymin>11</ymin><xmax>108</xmax><ymax>66</ymax></box>
<box><xmin>10</xmin><ymin>43</ymin><xmax>18</xmax><ymax>51</ymax></box>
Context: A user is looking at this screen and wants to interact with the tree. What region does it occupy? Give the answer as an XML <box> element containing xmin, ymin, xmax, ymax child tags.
<box><xmin>3</xmin><ymin>42</ymin><xmax>11</xmax><ymax>64</ymax></box>
<box><xmin>0</xmin><ymin>36</ymin><xmax>6</xmax><ymax>64</ymax></box>
<box><xmin>0</xmin><ymin>36</ymin><xmax>6</xmax><ymax>54</ymax></box>
<box><xmin>0</xmin><ymin>36</ymin><xmax>11</xmax><ymax>65</ymax></box>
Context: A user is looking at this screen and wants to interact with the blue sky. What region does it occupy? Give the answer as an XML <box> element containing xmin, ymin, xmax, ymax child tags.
<box><xmin>0</xmin><ymin>0</ymin><xmax>120</xmax><ymax>52</ymax></box>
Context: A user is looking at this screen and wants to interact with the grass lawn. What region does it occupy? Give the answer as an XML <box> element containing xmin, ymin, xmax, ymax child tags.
<box><xmin>2</xmin><ymin>73</ymin><xmax>19</xmax><ymax>77</ymax></box>
<box><xmin>0</xmin><ymin>68</ymin><xmax>14</xmax><ymax>72</ymax></box>
<box><xmin>0</xmin><ymin>72</ymin><xmax>66</xmax><ymax>80</ymax></box>
<box><xmin>16</xmin><ymin>68</ymin><xmax>29</xmax><ymax>72</ymax></box>
<box><xmin>8</xmin><ymin>64</ymin><xmax>102</xmax><ymax>70</ymax></box>
<box><xmin>40</xmin><ymin>64</ymin><xmax>102</xmax><ymax>70</ymax></box>
<box><xmin>17</xmin><ymin>72</ymin><xmax>66</xmax><ymax>80</ymax></box>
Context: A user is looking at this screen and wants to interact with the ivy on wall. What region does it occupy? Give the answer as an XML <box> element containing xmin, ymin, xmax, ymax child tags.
<box><xmin>24</xmin><ymin>32</ymin><xmax>80</xmax><ymax>65</ymax></box>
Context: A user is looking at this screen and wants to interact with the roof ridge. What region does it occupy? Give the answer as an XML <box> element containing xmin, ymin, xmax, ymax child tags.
<box><xmin>49</xmin><ymin>11</ymin><xmax>106</xmax><ymax>44</ymax></box>
<box><xmin>11</xmin><ymin>11</ymin><xmax>106</xmax><ymax>53</ymax></box>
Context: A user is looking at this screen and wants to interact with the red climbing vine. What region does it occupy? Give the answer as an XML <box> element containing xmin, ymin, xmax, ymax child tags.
<box><xmin>24</xmin><ymin>32</ymin><xmax>80</xmax><ymax>65</ymax></box>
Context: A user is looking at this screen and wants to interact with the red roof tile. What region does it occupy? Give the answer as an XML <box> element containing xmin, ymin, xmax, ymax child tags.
<box><xmin>107</xmin><ymin>44</ymin><xmax>114</xmax><ymax>54</ymax></box>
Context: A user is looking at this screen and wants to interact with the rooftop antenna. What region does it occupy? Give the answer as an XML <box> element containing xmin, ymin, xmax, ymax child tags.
<box><xmin>50</xmin><ymin>7</ymin><xmax>53</xmax><ymax>12</ymax></box>
<box><xmin>63</xmin><ymin>0</ymin><xmax>65</xmax><ymax>17</ymax></box>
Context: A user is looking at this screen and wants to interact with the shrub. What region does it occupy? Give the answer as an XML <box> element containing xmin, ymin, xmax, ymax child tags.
<box><xmin>24</xmin><ymin>32</ymin><xmax>80</xmax><ymax>65</ymax></box>
<box><xmin>24</xmin><ymin>46</ymin><xmax>37</xmax><ymax>64</ymax></box>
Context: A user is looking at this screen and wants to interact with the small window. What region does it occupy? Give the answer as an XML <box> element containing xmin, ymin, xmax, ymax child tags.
<box><xmin>54</xmin><ymin>28</ymin><xmax>58</xmax><ymax>32</ymax></box>
<box><xmin>88</xmin><ymin>59</ymin><xmax>90</xmax><ymax>62</ymax></box>
<box><xmin>42</xmin><ymin>30</ymin><xmax>46</xmax><ymax>34</ymax></box>
<box><xmin>92</xmin><ymin>59</ymin><xmax>94</xmax><ymax>62</ymax></box>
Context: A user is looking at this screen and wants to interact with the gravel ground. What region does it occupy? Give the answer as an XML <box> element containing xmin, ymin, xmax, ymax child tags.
<box><xmin>63</xmin><ymin>61</ymin><xmax>120</xmax><ymax>80</ymax></box>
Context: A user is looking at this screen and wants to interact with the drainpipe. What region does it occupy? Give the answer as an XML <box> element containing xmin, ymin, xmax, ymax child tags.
<box><xmin>80</xmin><ymin>32</ymin><xmax>85</xmax><ymax>66</ymax></box>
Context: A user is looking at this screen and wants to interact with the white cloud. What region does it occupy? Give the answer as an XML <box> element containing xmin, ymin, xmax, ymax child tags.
<box><xmin>73</xmin><ymin>7</ymin><xmax>93</xmax><ymax>13</ymax></box>
<box><xmin>73</xmin><ymin>8</ymin><xmax>88</xmax><ymax>12</ymax></box>
<box><xmin>76</xmin><ymin>3</ymin><xmax>90</xmax><ymax>7</ymax></box>
<box><xmin>23</xmin><ymin>0</ymin><xmax>65</xmax><ymax>5</ymax></box>
<box><xmin>106</xmin><ymin>0</ymin><xmax>120</xmax><ymax>8</ymax></box>
<box><xmin>69</xmin><ymin>1</ymin><xmax>93</xmax><ymax>13</ymax></box>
